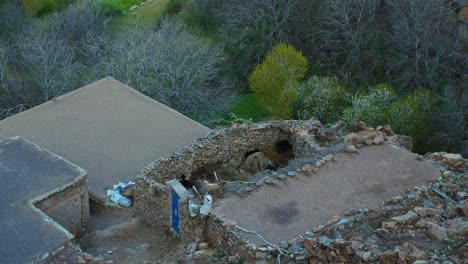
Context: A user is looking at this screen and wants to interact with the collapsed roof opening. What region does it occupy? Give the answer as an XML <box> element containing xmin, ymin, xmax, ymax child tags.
<box><xmin>264</xmin><ymin>139</ymin><xmax>295</xmax><ymax>167</ymax></box>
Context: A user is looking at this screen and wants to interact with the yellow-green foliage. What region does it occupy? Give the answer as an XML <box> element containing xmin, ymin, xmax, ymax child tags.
<box><xmin>297</xmin><ymin>76</ymin><xmax>351</xmax><ymax>123</ymax></box>
<box><xmin>249</xmin><ymin>43</ymin><xmax>308</xmax><ymax>119</ymax></box>
<box><xmin>23</xmin><ymin>0</ymin><xmax>57</xmax><ymax>16</ymax></box>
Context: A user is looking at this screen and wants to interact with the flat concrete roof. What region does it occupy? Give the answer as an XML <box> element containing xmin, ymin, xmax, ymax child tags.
<box><xmin>0</xmin><ymin>137</ymin><xmax>86</xmax><ymax>264</ymax></box>
<box><xmin>213</xmin><ymin>144</ymin><xmax>441</xmax><ymax>245</ymax></box>
<box><xmin>0</xmin><ymin>78</ymin><xmax>210</xmax><ymax>199</ymax></box>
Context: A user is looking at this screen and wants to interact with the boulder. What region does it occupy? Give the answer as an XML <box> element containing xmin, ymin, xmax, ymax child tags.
<box><xmin>376</xmin><ymin>125</ymin><xmax>394</xmax><ymax>136</ymax></box>
<box><xmin>241</xmin><ymin>152</ymin><xmax>274</xmax><ymax>173</ymax></box>
<box><xmin>441</xmin><ymin>153</ymin><xmax>466</xmax><ymax>171</ymax></box>
<box><xmin>389</xmin><ymin>135</ymin><xmax>413</xmax><ymax>151</ymax></box>
<box><xmin>427</xmin><ymin>222</ymin><xmax>448</xmax><ymax>241</ymax></box>
<box><xmin>346</xmin><ymin>145</ymin><xmax>357</xmax><ymax>153</ymax></box>
<box><xmin>392</xmin><ymin>211</ymin><xmax>419</xmax><ymax>224</ymax></box>
<box><xmin>373</xmin><ymin>136</ymin><xmax>385</xmax><ymax>145</ymax></box>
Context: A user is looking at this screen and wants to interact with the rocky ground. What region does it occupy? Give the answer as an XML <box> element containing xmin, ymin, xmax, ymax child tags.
<box><xmin>186</xmin><ymin>125</ymin><xmax>467</xmax><ymax>264</ymax></box>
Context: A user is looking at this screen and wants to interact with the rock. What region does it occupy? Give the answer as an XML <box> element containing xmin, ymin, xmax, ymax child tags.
<box><xmin>83</xmin><ymin>253</ymin><xmax>94</xmax><ymax>261</ymax></box>
<box><xmin>459</xmin><ymin>243</ymin><xmax>468</xmax><ymax>258</ymax></box>
<box><xmin>407</xmin><ymin>245</ymin><xmax>428</xmax><ymax>262</ymax></box>
<box><xmin>412</xmin><ymin>261</ymin><xmax>429</xmax><ymax>264</ymax></box>
<box><xmin>380</xmin><ymin>250</ymin><xmax>399</xmax><ymax>264</ymax></box>
<box><xmin>255</xmin><ymin>251</ymin><xmax>268</xmax><ymax>260</ymax></box>
<box><xmin>446</xmin><ymin>218</ymin><xmax>468</xmax><ymax>236</ymax></box>
<box><xmin>302</xmin><ymin>164</ymin><xmax>317</xmax><ymax>175</ymax></box>
<box><xmin>457</xmin><ymin>191</ymin><xmax>468</xmax><ymax>200</ymax></box>
<box><xmin>241</xmin><ymin>152</ymin><xmax>274</xmax><ymax>173</ymax></box>
<box><xmin>461</xmin><ymin>200</ymin><xmax>468</xmax><ymax>217</ymax></box>
<box><xmin>361</xmin><ymin>251</ymin><xmax>372</xmax><ymax>261</ymax></box>
<box><xmin>389</xmin><ymin>135</ymin><xmax>413</xmax><ymax>151</ymax></box>
<box><xmin>365</xmin><ymin>139</ymin><xmax>373</xmax><ymax>146</ymax></box>
<box><xmin>227</xmin><ymin>255</ymin><xmax>238</xmax><ymax>262</ymax></box>
<box><xmin>423</xmin><ymin>200</ymin><xmax>434</xmax><ymax>208</ymax></box>
<box><xmin>376</xmin><ymin>228</ymin><xmax>389</xmax><ymax>238</ymax></box>
<box><xmin>323</xmin><ymin>154</ymin><xmax>334</xmax><ymax>162</ymax></box>
<box><xmin>313</xmin><ymin>225</ymin><xmax>325</xmax><ymax>233</ymax></box>
<box><xmin>441</xmin><ymin>153</ymin><xmax>466</xmax><ymax>171</ymax></box>
<box><xmin>392</xmin><ymin>211</ymin><xmax>419</xmax><ymax>224</ymax></box>
<box><xmin>315</xmin><ymin>161</ymin><xmax>322</xmax><ymax>167</ymax></box>
<box><xmin>328</xmin><ymin>215</ymin><xmax>340</xmax><ymax>225</ymax></box>
<box><xmin>279</xmin><ymin>241</ymin><xmax>288</xmax><ymax>249</ymax></box>
<box><xmin>414</xmin><ymin>206</ymin><xmax>437</xmax><ymax>217</ymax></box>
<box><xmin>287</xmin><ymin>171</ymin><xmax>296</xmax><ymax>177</ymax></box>
<box><xmin>318</xmin><ymin>236</ymin><xmax>334</xmax><ymax>248</ymax></box>
<box><xmin>198</xmin><ymin>242</ymin><xmax>208</xmax><ymax>250</ymax></box>
<box><xmin>255</xmin><ymin>180</ymin><xmax>263</xmax><ymax>186</ymax></box>
<box><xmin>373</xmin><ymin>136</ymin><xmax>385</xmax><ymax>145</ymax></box>
<box><xmin>278</xmin><ymin>174</ymin><xmax>287</xmax><ymax>180</ymax></box>
<box><xmin>187</xmin><ymin>242</ymin><xmax>198</xmax><ymax>254</ymax></box>
<box><xmin>346</xmin><ymin>145</ymin><xmax>357</xmax><ymax>153</ymax></box>
<box><xmin>345</xmin><ymin>133</ymin><xmax>360</xmax><ymax>144</ymax></box>
<box><xmin>264</xmin><ymin>178</ymin><xmax>274</xmax><ymax>184</ymax></box>
<box><xmin>76</xmin><ymin>256</ymin><xmax>87</xmax><ymax>264</ymax></box>
<box><xmin>442</xmin><ymin>170</ymin><xmax>452</xmax><ymax>178</ymax></box>
<box><xmin>377</xmin><ymin>125</ymin><xmax>394</xmax><ymax>136</ymax></box>
<box><xmin>382</xmin><ymin>221</ymin><xmax>398</xmax><ymax>230</ymax></box>
<box><xmin>427</xmin><ymin>222</ymin><xmax>448</xmax><ymax>241</ymax></box>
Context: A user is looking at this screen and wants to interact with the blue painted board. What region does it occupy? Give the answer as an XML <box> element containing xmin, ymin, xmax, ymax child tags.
<box><xmin>172</xmin><ymin>191</ymin><xmax>180</xmax><ymax>236</ymax></box>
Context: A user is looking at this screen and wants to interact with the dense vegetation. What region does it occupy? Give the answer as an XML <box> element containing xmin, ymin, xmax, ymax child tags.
<box><xmin>0</xmin><ymin>0</ymin><xmax>466</xmax><ymax>155</ymax></box>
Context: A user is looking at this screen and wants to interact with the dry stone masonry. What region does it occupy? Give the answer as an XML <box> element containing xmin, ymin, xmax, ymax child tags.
<box><xmin>133</xmin><ymin>120</ymin><xmax>467</xmax><ymax>264</ymax></box>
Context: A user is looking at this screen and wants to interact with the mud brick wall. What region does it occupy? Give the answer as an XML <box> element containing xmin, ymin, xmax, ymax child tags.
<box><xmin>34</xmin><ymin>177</ymin><xmax>89</xmax><ymax>236</ymax></box>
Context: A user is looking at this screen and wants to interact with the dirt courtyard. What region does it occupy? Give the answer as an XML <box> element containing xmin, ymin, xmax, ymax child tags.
<box><xmin>213</xmin><ymin>144</ymin><xmax>441</xmax><ymax>245</ymax></box>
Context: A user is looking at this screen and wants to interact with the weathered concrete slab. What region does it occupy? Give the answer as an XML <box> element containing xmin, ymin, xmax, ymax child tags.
<box><xmin>167</xmin><ymin>179</ymin><xmax>188</xmax><ymax>202</ymax></box>
<box><xmin>213</xmin><ymin>144</ymin><xmax>441</xmax><ymax>245</ymax></box>
<box><xmin>0</xmin><ymin>137</ymin><xmax>86</xmax><ymax>264</ymax></box>
<box><xmin>0</xmin><ymin>77</ymin><xmax>210</xmax><ymax>200</ymax></box>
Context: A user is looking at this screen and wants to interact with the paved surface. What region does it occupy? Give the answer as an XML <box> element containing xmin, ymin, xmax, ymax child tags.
<box><xmin>0</xmin><ymin>137</ymin><xmax>86</xmax><ymax>264</ymax></box>
<box><xmin>213</xmin><ymin>144</ymin><xmax>441</xmax><ymax>245</ymax></box>
<box><xmin>0</xmin><ymin>78</ymin><xmax>210</xmax><ymax>199</ymax></box>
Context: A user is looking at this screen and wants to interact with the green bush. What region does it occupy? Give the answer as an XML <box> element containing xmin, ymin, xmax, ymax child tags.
<box><xmin>101</xmin><ymin>0</ymin><xmax>141</xmax><ymax>13</ymax></box>
<box><xmin>342</xmin><ymin>83</ymin><xmax>397</xmax><ymax>127</ymax></box>
<box><xmin>229</xmin><ymin>94</ymin><xmax>270</xmax><ymax>122</ymax></box>
<box><xmin>23</xmin><ymin>0</ymin><xmax>57</xmax><ymax>16</ymax></box>
<box><xmin>296</xmin><ymin>76</ymin><xmax>351</xmax><ymax>123</ymax></box>
<box><xmin>249</xmin><ymin>43</ymin><xmax>308</xmax><ymax>119</ymax></box>
<box><xmin>408</xmin><ymin>89</ymin><xmax>433</xmax><ymax>113</ymax></box>
<box><xmin>160</xmin><ymin>0</ymin><xmax>187</xmax><ymax>17</ymax></box>
<box><xmin>386</xmin><ymin>97</ymin><xmax>428</xmax><ymax>144</ymax></box>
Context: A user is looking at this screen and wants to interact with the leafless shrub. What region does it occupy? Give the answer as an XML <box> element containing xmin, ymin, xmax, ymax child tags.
<box><xmin>428</xmin><ymin>99</ymin><xmax>468</xmax><ymax>156</ymax></box>
<box><xmin>386</xmin><ymin>0</ymin><xmax>463</xmax><ymax>93</ymax></box>
<box><xmin>15</xmin><ymin>20</ymin><xmax>82</xmax><ymax>102</ymax></box>
<box><xmin>102</xmin><ymin>18</ymin><xmax>236</xmax><ymax>117</ymax></box>
<box><xmin>314</xmin><ymin>0</ymin><xmax>382</xmax><ymax>86</ymax></box>
<box><xmin>216</xmin><ymin>0</ymin><xmax>297</xmax><ymax>80</ymax></box>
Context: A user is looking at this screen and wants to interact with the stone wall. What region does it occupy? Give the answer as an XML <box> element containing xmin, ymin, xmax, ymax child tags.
<box><xmin>135</xmin><ymin>119</ymin><xmax>324</xmax><ymax>227</ymax></box>
<box><xmin>34</xmin><ymin>177</ymin><xmax>90</xmax><ymax>236</ymax></box>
